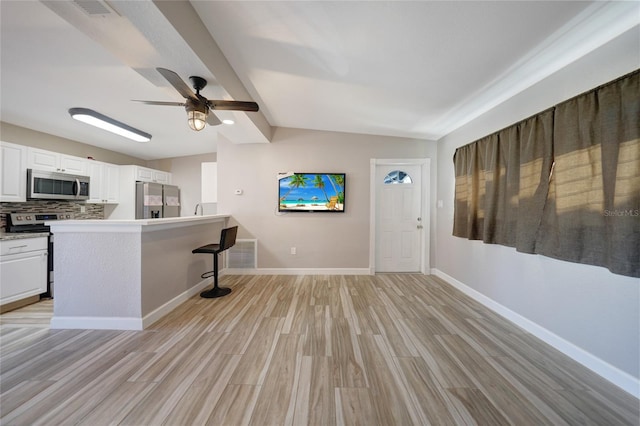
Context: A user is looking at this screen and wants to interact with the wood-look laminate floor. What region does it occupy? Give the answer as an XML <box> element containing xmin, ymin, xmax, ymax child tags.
<box><xmin>1</xmin><ymin>274</ymin><xmax>638</xmax><ymax>425</ymax></box>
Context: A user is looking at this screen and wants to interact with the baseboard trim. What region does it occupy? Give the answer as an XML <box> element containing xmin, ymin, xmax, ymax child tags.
<box><xmin>432</xmin><ymin>268</ymin><xmax>640</xmax><ymax>399</ymax></box>
<box><xmin>224</xmin><ymin>267</ymin><xmax>372</xmax><ymax>275</ymax></box>
<box><xmin>50</xmin><ymin>278</ymin><xmax>213</xmax><ymax>331</ymax></box>
<box><xmin>141</xmin><ymin>278</ymin><xmax>212</xmax><ymax>328</ymax></box>
<box><xmin>50</xmin><ymin>316</ymin><xmax>144</xmax><ymax>331</ymax></box>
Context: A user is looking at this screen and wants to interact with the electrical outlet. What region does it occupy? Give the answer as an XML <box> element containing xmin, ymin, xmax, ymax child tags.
<box><xmin>290</xmin><ymin>247</ymin><xmax>297</xmax><ymax>255</ymax></box>
<box><xmin>80</xmin><ymin>206</ymin><xmax>86</xmax><ymax>213</ymax></box>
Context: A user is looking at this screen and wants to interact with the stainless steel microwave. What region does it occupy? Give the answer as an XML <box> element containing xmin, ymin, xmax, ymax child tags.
<box><xmin>27</xmin><ymin>169</ymin><xmax>90</xmax><ymax>201</ymax></box>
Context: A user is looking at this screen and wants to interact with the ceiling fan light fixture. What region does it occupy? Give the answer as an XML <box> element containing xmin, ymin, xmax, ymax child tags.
<box><xmin>69</xmin><ymin>108</ymin><xmax>151</xmax><ymax>142</ymax></box>
<box><xmin>136</xmin><ymin>68</ymin><xmax>259</xmax><ymax>132</ymax></box>
<box><xmin>187</xmin><ymin>109</ymin><xmax>207</xmax><ymax>131</ymax></box>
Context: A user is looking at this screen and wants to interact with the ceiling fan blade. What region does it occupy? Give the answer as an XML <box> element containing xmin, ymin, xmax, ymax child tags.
<box><xmin>156</xmin><ymin>67</ymin><xmax>196</xmax><ymax>100</ymax></box>
<box><xmin>209</xmin><ymin>100</ymin><xmax>259</xmax><ymax>112</ymax></box>
<box><xmin>207</xmin><ymin>112</ymin><xmax>222</xmax><ymax>126</ymax></box>
<box><xmin>132</xmin><ymin>100</ymin><xmax>185</xmax><ymax>106</ymax></box>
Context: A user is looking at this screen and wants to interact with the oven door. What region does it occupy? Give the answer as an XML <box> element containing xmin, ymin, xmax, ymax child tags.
<box><xmin>27</xmin><ymin>169</ymin><xmax>90</xmax><ymax>200</ymax></box>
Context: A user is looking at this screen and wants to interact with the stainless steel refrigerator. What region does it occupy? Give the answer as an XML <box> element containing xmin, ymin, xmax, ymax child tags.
<box><xmin>135</xmin><ymin>182</ymin><xmax>181</xmax><ymax>219</ymax></box>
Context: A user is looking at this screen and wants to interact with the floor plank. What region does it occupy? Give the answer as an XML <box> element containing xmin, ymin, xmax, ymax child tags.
<box><xmin>1</xmin><ymin>274</ymin><xmax>638</xmax><ymax>425</ymax></box>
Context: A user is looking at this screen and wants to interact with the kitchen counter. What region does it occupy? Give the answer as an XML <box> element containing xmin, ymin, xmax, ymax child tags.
<box><xmin>48</xmin><ymin>214</ymin><xmax>230</xmax><ymax>330</ymax></box>
<box><xmin>0</xmin><ymin>231</ymin><xmax>50</xmax><ymax>241</ymax></box>
<box><xmin>46</xmin><ymin>214</ymin><xmax>230</xmax><ymax>232</ymax></box>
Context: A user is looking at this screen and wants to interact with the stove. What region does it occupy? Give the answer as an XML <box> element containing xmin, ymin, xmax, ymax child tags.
<box><xmin>5</xmin><ymin>212</ymin><xmax>74</xmax><ymax>299</ymax></box>
<box><xmin>6</xmin><ymin>212</ymin><xmax>74</xmax><ymax>233</ymax></box>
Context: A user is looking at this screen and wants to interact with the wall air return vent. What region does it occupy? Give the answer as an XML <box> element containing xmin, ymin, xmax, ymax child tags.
<box><xmin>226</xmin><ymin>239</ymin><xmax>257</xmax><ymax>269</ymax></box>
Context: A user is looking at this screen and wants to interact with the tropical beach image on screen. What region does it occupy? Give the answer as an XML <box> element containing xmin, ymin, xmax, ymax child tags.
<box><xmin>279</xmin><ymin>173</ymin><xmax>345</xmax><ymax>212</ymax></box>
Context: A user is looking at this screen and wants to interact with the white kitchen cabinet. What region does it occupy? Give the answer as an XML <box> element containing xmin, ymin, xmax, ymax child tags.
<box><xmin>0</xmin><ymin>237</ymin><xmax>48</xmax><ymax>306</ymax></box>
<box><xmin>152</xmin><ymin>170</ymin><xmax>170</xmax><ymax>184</ymax></box>
<box><xmin>103</xmin><ymin>163</ymin><xmax>120</xmax><ymax>203</ymax></box>
<box><xmin>60</xmin><ymin>155</ymin><xmax>87</xmax><ymax>174</ymax></box>
<box><xmin>0</xmin><ymin>141</ymin><xmax>27</xmax><ymax>202</ymax></box>
<box><xmin>27</xmin><ymin>147</ymin><xmax>87</xmax><ymax>174</ymax></box>
<box><xmin>134</xmin><ymin>166</ymin><xmax>171</xmax><ymax>184</ymax></box>
<box><xmin>87</xmin><ymin>161</ymin><xmax>120</xmax><ymax>204</ymax></box>
<box><xmin>87</xmin><ymin>161</ymin><xmax>103</xmax><ymax>203</ymax></box>
<box><xmin>135</xmin><ymin>167</ymin><xmax>153</xmax><ymax>182</ymax></box>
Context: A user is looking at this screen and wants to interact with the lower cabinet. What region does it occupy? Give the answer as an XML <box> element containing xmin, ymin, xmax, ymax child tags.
<box><xmin>0</xmin><ymin>238</ymin><xmax>48</xmax><ymax>306</ymax></box>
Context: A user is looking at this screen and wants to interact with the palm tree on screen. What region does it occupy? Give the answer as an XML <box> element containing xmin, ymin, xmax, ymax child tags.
<box><xmin>330</xmin><ymin>174</ymin><xmax>345</xmax><ymax>202</ymax></box>
<box><xmin>314</xmin><ymin>175</ymin><xmax>330</xmax><ymax>202</ymax></box>
<box><xmin>280</xmin><ymin>174</ymin><xmax>309</xmax><ymax>201</ymax></box>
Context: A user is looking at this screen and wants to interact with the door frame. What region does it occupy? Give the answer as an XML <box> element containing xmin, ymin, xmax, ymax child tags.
<box><xmin>369</xmin><ymin>158</ymin><xmax>431</xmax><ymax>274</ymax></box>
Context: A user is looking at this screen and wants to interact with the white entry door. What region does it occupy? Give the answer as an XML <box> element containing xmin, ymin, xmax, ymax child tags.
<box><xmin>375</xmin><ymin>164</ymin><xmax>423</xmax><ymax>272</ymax></box>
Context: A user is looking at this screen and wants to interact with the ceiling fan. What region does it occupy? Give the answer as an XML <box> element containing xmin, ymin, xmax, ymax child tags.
<box><xmin>134</xmin><ymin>67</ymin><xmax>259</xmax><ymax>131</ymax></box>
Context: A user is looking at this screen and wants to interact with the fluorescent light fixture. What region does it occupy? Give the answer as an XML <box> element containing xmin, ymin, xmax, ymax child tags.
<box><xmin>222</xmin><ymin>119</ymin><xmax>235</xmax><ymax>125</ymax></box>
<box><xmin>69</xmin><ymin>108</ymin><xmax>151</xmax><ymax>142</ymax></box>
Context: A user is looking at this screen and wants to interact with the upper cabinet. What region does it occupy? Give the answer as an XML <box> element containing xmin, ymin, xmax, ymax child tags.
<box><xmin>135</xmin><ymin>166</ymin><xmax>171</xmax><ymax>184</ymax></box>
<box><xmin>87</xmin><ymin>161</ymin><xmax>119</xmax><ymax>204</ymax></box>
<box><xmin>27</xmin><ymin>147</ymin><xmax>87</xmax><ymax>175</ymax></box>
<box><xmin>0</xmin><ymin>142</ymin><xmax>27</xmax><ymax>202</ymax></box>
<box><xmin>1</xmin><ymin>143</ymin><xmax>123</xmax><ymax>204</ymax></box>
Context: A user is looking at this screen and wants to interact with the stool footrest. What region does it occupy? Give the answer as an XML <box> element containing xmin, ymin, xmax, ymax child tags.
<box><xmin>201</xmin><ymin>270</ymin><xmax>215</xmax><ymax>279</ymax></box>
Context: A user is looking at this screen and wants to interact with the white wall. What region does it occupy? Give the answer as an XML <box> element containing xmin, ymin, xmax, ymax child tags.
<box><xmin>217</xmin><ymin>127</ymin><xmax>437</xmax><ymax>270</ymax></box>
<box><xmin>435</xmin><ymin>27</ymin><xmax>640</xmax><ymax>393</ymax></box>
<box><xmin>157</xmin><ymin>153</ymin><xmax>217</xmax><ymax>217</ymax></box>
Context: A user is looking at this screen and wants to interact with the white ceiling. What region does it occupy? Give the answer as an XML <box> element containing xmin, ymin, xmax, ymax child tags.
<box><xmin>1</xmin><ymin>1</ymin><xmax>638</xmax><ymax>161</ymax></box>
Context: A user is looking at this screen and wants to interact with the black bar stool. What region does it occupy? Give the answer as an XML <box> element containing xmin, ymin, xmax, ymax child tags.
<box><xmin>192</xmin><ymin>226</ymin><xmax>238</xmax><ymax>298</ymax></box>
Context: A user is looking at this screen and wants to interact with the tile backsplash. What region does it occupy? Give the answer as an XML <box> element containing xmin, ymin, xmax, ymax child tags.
<box><xmin>0</xmin><ymin>201</ymin><xmax>104</xmax><ymax>230</ymax></box>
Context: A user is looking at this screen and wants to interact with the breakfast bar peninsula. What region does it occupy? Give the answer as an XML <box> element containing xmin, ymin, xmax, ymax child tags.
<box><xmin>48</xmin><ymin>214</ymin><xmax>229</xmax><ymax>330</ymax></box>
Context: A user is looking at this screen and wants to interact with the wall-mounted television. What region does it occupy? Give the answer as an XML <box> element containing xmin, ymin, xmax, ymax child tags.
<box><xmin>278</xmin><ymin>173</ymin><xmax>345</xmax><ymax>213</ymax></box>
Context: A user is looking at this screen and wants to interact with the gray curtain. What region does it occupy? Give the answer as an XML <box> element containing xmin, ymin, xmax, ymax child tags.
<box><xmin>453</xmin><ymin>69</ymin><xmax>639</xmax><ymax>278</ymax></box>
<box><xmin>535</xmin><ymin>71</ymin><xmax>639</xmax><ymax>277</ymax></box>
<box><xmin>453</xmin><ymin>110</ymin><xmax>554</xmax><ymax>253</ymax></box>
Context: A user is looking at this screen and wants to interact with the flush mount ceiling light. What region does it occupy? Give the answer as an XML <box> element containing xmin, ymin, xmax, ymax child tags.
<box><xmin>69</xmin><ymin>108</ymin><xmax>151</xmax><ymax>142</ymax></box>
<box><xmin>222</xmin><ymin>119</ymin><xmax>235</xmax><ymax>125</ymax></box>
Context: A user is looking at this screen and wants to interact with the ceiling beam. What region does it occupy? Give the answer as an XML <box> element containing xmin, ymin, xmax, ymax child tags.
<box><xmin>150</xmin><ymin>0</ymin><xmax>272</xmax><ymax>144</ymax></box>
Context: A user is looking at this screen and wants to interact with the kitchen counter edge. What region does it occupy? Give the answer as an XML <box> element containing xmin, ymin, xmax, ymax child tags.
<box><xmin>47</xmin><ymin>214</ymin><xmax>230</xmax><ymax>233</ymax></box>
<box><xmin>0</xmin><ymin>232</ymin><xmax>50</xmax><ymax>241</ymax></box>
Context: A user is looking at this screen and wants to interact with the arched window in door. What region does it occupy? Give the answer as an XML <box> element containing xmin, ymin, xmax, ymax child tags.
<box><xmin>383</xmin><ymin>170</ymin><xmax>413</xmax><ymax>184</ymax></box>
